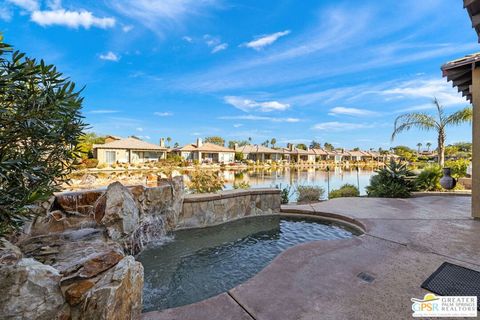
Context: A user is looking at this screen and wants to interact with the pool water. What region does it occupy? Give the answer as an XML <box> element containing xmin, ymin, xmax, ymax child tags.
<box><xmin>138</xmin><ymin>215</ymin><xmax>360</xmax><ymax>311</ymax></box>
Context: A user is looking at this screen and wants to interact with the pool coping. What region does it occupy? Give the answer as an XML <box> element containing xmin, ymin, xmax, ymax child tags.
<box><xmin>142</xmin><ymin>195</ymin><xmax>479</xmax><ymax>320</ymax></box>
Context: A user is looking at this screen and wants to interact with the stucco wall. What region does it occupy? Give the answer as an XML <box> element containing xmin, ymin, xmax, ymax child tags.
<box><xmin>178</xmin><ymin>188</ymin><xmax>281</xmax><ymax>229</ymax></box>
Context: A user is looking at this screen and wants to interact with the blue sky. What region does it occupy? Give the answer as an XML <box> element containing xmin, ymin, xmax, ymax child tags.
<box><xmin>1</xmin><ymin>0</ymin><xmax>477</xmax><ymax>149</ymax></box>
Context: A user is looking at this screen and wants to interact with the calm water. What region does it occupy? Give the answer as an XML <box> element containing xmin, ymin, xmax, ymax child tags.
<box><xmin>137</xmin><ymin>215</ymin><xmax>359</xmax><ymax>311</ymax></box>
<box><xmin>68</xmin><ymin>167</ymin><xmax>376</xmax><ymax>199</ymax></box>
<box><xmin>222</xmin><ymin>167</ymin><xmax>375</xmax><ymax>199</ymax></box>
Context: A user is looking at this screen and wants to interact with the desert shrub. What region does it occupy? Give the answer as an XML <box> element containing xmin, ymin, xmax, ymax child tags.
<box><xmin>444</xmin><ymin>159</ymin><xmax>470</xmax><ymax>178</ymax></box>
<box><xmin>329</xmin><ymin>184</ymin><xmax>360</xmax><ymax>199</ymax></box>
<box><xmin>276</xmin><ymin>184</ymin><xmax>291</xmax><ymax>204</ymax></box>
<box><xmin>415</xmin><ymin>165</ymin><xmax>442</xmax><ymax>191</ymax></box>
<box><xmin>366</xmin><ymin>160</ymin><xmax>415</xmax><ymax>198</ymax></box>
<box><xmin>187</xmin><ymin>168</ymin><xmax>224</xmax><ymax>193</ymax></box>
<box><xmin>97</xmin><ymin>163</ymin><xmax>108</xmax><ymax>169</ymax></box>
<box><xmin>296</xmin><ymin>185</ymin><xmax>325</xmax><ymax>203</ymax></box>
<box><xmin>83</xmin><ymin>158</ymin><xmax>99</xmax><ymax>169</ymax></box>
<box><xmin>0</xmin><ymin>39</ymin><xmax>86</xmax><ymax>235</ymax></box>
<box><xmin>233</xmin><ymin>181</ymin><xmax>250</xmax><ymax>189</ymax></box>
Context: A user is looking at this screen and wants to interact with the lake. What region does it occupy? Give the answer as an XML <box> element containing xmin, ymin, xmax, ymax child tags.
<box><xmin>68</xmin><ymin>167</ymin><xmax>376</xmax><ymax>200</ymax></box>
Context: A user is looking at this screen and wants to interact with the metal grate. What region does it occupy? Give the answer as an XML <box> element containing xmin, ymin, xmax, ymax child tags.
<box><xmin>421</xmin><ymin>262</ymin><xmax>480</xmax><ymax>310</ymax></box>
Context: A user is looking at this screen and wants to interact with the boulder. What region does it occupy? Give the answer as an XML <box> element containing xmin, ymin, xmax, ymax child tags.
<box><xmin>101</xmin><ymin>182</ymin><xmax>139</xmax><ymax>241</ymax></box>
<box><xmin>0</xmin><ymin>257</ymin><xmax>64</xmax><ymax>320</ymax></box>
<box><xmin>76</xmin><ymin>256</ymin><xmax>143</xmax><ymax>320</ymax></box>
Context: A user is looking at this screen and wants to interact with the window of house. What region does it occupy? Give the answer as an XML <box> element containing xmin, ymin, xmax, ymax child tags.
<box><xmin>106</xmin><ymin>151</ymin><xmax>116</xmax><ymax>164</ymax></box>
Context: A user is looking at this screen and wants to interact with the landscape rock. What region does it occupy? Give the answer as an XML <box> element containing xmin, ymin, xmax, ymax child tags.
<box><xmin>0</xmin><ymin>257</ymin><xmax>64</xmax><ymax>320</ymax></box>
<box><xmin>76</xmin><ymin>256</ymin><xmax>144</xmax><ymax>320</ymax></box>
<box><xmin>101</xmin><ymin>182</ymin><xmax>139</xmax><ymax>240</ymax></box>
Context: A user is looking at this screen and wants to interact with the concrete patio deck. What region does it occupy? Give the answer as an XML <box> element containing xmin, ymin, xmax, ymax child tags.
<box><xmin>142</xmin><ymin>196</ymin><xmax>480</xmax><ymax>320</ymax></box>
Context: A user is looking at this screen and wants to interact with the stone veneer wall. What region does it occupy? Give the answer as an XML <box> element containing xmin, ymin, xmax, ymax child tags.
<box><xmin>0</xmin><ymin>179</ymin><xmax>282</xmax><ymax>320</ymax></box>
<box><xmin>179</xmin><ymin>189</ymin><xmax>281</xmax><ymax>229</ymax></box>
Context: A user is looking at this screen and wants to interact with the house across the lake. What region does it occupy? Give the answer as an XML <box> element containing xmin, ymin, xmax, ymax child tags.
<box><xmin>93</xmin><ymin>137</ymin><xmax>168</xmax><ymax>164</ymax></box>
<box><xmin>234</xmin><ymin>144</ymin><xmax>283</xmax><ymax>162</ymax></box>
<box><xmin>175</xmin><ymin>138</ymin><xmax>235</xmax><ymax>164</ymax></box>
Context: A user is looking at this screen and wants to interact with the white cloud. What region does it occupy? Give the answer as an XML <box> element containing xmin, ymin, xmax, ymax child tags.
<box><xmin>224</xmin><ymin>96</ymin><xmax>290</xmax><ymax>112</ymax></box>
<box><xmin>99</xmin><ymin>51</ymin><xmax>120</xmax><ymax>62</ymax></box>
<box><xmin>0</xmin><ymin>7</ymin><xmax>12</xmax><ymax>21</ymax></box>
<box><xmin>88</xmin><ymin>109</ymin><xmax>119</xmax><ymax>114</ymax></box>
<box><xmin>154</xmin><ymin>112</ymin><xmax>173</xmax><ymax>116</ymax></box>
<box><xmin>219</xmin><ymin>115</ymin><xmax>300</xmax><ymax>123</ymax></box>
<box><xmin>182</xmin><ymin>36</ymin><xmax>193</xmax><ymax>42</ymax></box>
<box><xmin>108</xmin><ymin>0</ymin><xmax>219</xmax><ymax>37</ymax></box>
<box><xmin>122</xmin><ymin>25</ymin><xmax>134</xmax><ymax>32</ymax></box>
<box><xmin>46</xmin><ymin>0</ymin><xmax>61</xmax><ymax>10</ymax></box>
<box><xmin>243</xmin><ymin>30</ymin><xmax>291</xmax><ymax>50</ymax></box>
<box><xmin>31</xmin><ymin>9</ymin><xmax>115</xmax><ymax>29</ymax></box>
<box><xmin>233</xmin><ymin>123</ymin><xmax>243</xmax><ymax>128</ymax></box>
<box><xmin>328</xmin><ymin>107</ymin><xmax>379</xmax><ymax>117</ymax></box>
<box><xmin>312</xmin><ymin>121</ymin><xmax>374</xmax><ymax>131</ymax></box>
<box><xmin>7</xmin><ymin>0</ymin><xmax>39</xmax><ymax>11</ymax></box>
<box><xmin>380</xmin><ymin>78</ymin><xmax>466</xmax><ymax>106</ymax></box>
<box><xmin>136</xmin><ymin>127</ymin><xmax>144</xmax><ymax>132</ymax></box>
<box><xmin>212</xmin><ymin>43</ymin><xmax>228</xmax><ymax>53</ymax></box>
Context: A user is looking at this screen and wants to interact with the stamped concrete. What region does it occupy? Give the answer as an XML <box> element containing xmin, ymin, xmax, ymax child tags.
<box><xmin>142</xmin><ymin>196</ymin><xmax>479</xmax><ymax>320</ymax></box>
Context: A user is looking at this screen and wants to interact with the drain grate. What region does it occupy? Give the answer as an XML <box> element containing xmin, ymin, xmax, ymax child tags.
<box><xmin>357</xmin><ymin>272</ymin><xmax>375</xmax><ymax>283</ymax></box>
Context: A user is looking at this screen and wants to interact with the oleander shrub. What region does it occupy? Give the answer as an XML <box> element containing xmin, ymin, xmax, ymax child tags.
<box><xmin>296</xmin><ymin>185</ymin><xmax>325</xmax><ymax>203</ymax></box>
<box><xmin>329</xmin><ymin>184</ymin><xmax>360</xmax><ymax>199</ymax></box>
<box><xmin>366</xmin><ymin>160</ymin><xmax>415</xmax><ymax>198</ymax></box>
<box><xmin>0</xmin><ymin>38</ymin><xmax>86</xmax><ymax>235</ymax></box>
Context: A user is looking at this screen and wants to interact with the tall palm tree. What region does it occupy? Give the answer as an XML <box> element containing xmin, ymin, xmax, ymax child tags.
<box><xmin>392</xmin><ymin>98</ymin><xmax>472</xmax><ymax>166</ymax></box>
<box><xmin>416</xmin><ymin>142</ymin><xmax>422</xmax><ymax>154</ymax></box>
<box><xmin>166</xmin><ymin>137</ymin><xmax>172</xmax><ymax>147</ymax></box>
<box><xmin>426</xmin><ymin>142</ymin><xmax>432</xmax><ymax>152</ymax></box>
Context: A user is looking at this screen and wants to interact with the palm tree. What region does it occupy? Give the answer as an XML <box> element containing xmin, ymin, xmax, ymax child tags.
<box><xmin>416</xmin><ymin>142</ymin><xmax>422</xmax><ymax>154</ymax></box>
<box><xmin>426</xmin><ymin>142</ymin><xmax>432</xmax><ymax>152</ymax></box>
<box><xmin>392</xmin><ymin>98</ymin><xmax>472</xmax><ymax>166</ymax></box>
<box><xmin>270</xmin><ymin>138</ymin><xmax>277</xmax><ymax>148</ymax></box>
<box><xmin>166</xmin><ymin>137</ymin><xmax>172</xmax><ymax>147</ymax></box>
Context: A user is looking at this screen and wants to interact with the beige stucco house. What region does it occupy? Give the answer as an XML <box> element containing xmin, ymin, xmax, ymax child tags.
<box><xmin>175</xmin><ymin>138</ymin><xmax>235</xmax><ymax>164</ymax></box>
<box><xmin>93</xmin><ymin>137</ymin><xmax>168</xmax><ymax>164</ymax></box>
<box><xmin>234</xmin><ymin>144</ymin><xmax>283</xmax><ymax>162</ymax></box>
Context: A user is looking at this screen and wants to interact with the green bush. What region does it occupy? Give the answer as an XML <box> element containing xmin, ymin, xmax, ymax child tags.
<box><xmin>366</xmin><ymin>160</ymin><xmax>415</xmax><ymax>198</ymax></box>
<box><xmin>444</xmin><ymin>159</ymin><xmax>470</xmax><ymax>178</ymax></box>
<box><xmin>296</xmin><ymin>185</ymin><xmax>325</xmax><ymax>203</ymax></box>
<box><xmin>415</xmin><ymin>165</ymin><xmax>442</xmax><ymax>191</ymax></box>
<box><xmin>0</xmin><ymin>39</ymin><xmax>86</xmax><ymax>235</ymax></box>
<box><xmin>329</xmin><ymin>184</ymin><xmax>360</xmax><ymax>199</ymax></box>
<box><xmin>276</xmin><ymin>184</ymin><xmax>291</xmax><ymax>204</ymax></box>
<box><xmin>235</xmin><ymin>152</ymin><xmax>244</xmax><ymax>161</ymax></box>
<box><xmin>187</xmin><ymin>168</ymin><xmax>224</xmax><ymax>193</ymax></box>
<box><xmin>233</xmin><ymin>181</ymin><xmax>250</xmax><ymax>189</ymax></box>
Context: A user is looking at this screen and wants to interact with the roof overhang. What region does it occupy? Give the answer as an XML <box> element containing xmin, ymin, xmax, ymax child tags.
<box><xmin>465</xmin><ymin>0</ymin><xmax>480</xmax><ymax>40</ymax></box>
<box><xmin>440</xmin><ymin>1</ymin><xmax>480</xmax><ymax>103</ymax></box>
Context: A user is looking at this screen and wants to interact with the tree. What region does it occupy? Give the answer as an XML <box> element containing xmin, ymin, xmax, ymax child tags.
<box><xmin>296</xmin><ymin>143</ymin><xmax>307</xmax><ymax>150</ymax></box>
<box><xmin>174</xmin><ymin>142</ymin><xmax>179</xmax><ymax>148</ymax></box>
<box><xmin>248</xmin><ymin>137</ymin><xmax>252</xmax><ymax>143</ymax></box>
<box><xmin>392</xmin><ymin>98</ymin><xmax>472</xmax><ymax>166</ymax></box>
<box><xmin>166</xmin><ymin>136</ymin><xmax>172</xmax><ymax>147</ymax></box>
<box><xmin>228</xmin><ymin>140</ymin><xmax>249</xmax><ymax>149</ymax></box>
<box><xmin>270</xmin><ymin>138</ymin><xmax>277</xmax><ymax>148</ymax></box>
<box><xmin>77</xmin><ymin>133</ymin><xmax>105</xmax><ymax>158</ymax></box>
<box><xmin>310</xmin><ymin>140</ymin><xmax>321</xmax><ymax>149</ymax></box>
<box><xmin>0</xmin><ymin>39</ymin><xmax>86</xmax><ymax>235</ymax></box>
<box><xmin>261</xmin><ymin>140</ymin><xmax>269</xmax><ymax>147</ymax></box>
<box><xmin>426</xmin><ymin>142</ymin><xmax>432</xmax><ymax>152</ymax></box>
<box><xmin>324</xmin><ymin>142</ymin><xmax>334</xmax><ymax>151</ymax></box>
<box><xmin>204</xmin><ymin>136</ymin><xmax>225</xmax><ymax>146</ymax></box>
<box><xmin>416</xmin><ymin>142</ymin><xmax>422</xmax><ymax>154</ymax></box>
